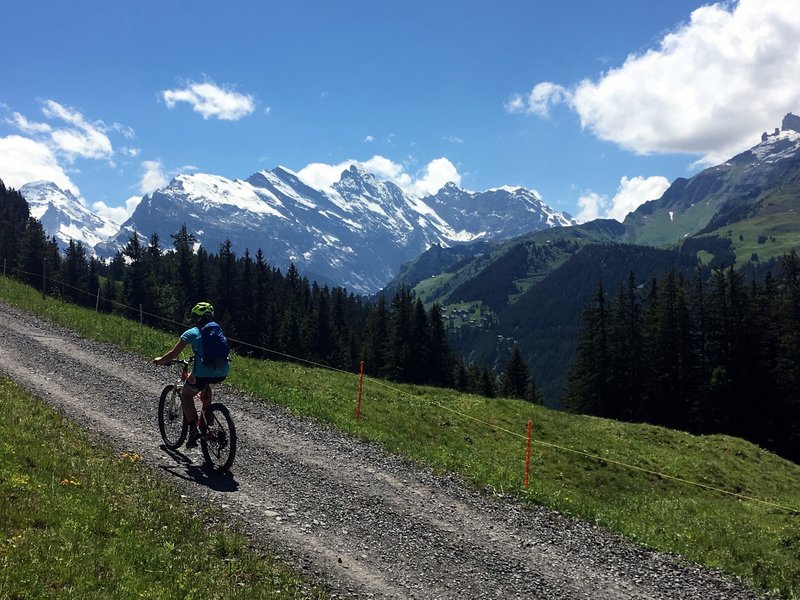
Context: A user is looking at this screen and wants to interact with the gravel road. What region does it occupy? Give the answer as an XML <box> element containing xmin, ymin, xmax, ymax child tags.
<box><xmin>0</xmin><ymin>302</ymin><xmax>764</xmax><ymax>599</ymax></box>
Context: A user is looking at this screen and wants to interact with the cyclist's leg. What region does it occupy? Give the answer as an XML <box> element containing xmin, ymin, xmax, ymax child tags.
<box><xmin>181</xmin><ymin>382</ymin><xmax>204</xmax><ymax>425</ymax></box>
<box><xmin>201</xmin><ymin>385</ymin><xmax>212</xmax><ymax>405</ymax></box>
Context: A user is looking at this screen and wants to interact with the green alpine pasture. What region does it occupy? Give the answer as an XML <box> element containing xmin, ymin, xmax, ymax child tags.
<box><xmin>1</xmin><ymin>275</ymin><xmax>799</xmax><ymax>599</ymax></box>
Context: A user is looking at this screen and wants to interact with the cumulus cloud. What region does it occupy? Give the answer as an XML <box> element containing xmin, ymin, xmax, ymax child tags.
<box><xmin>295</xmin><ymin>155</ymin><xmax>461</xmax><ymax>197</ymax></box>
<box><xmin>162</xmin><ymin>80</ymin><xmax>255</xmax><ymax>120</ymax></box>
<box><xmin>575</xmin><ymin>175</ymin><xmax>671</xmax><ymax>223</ymax></box>
<box><xmin>506</xmin><ymin>82</ymin><xmax>571</xmax><ymax>118</ymax></box>
<box><xmin>411</xmin><ymin>158</ymin><xmax>462</xmax><ymax>196</ymax></box>
<box><xmin>139</xmin><ymin>160</ymin><xmax>169</xmax><ymax>194</ymax></box>
<box><xmin>575</xmin><ymin>192</ymin><xmax>606</xmax><ymax>224</ymax></box>
<box><xmin>92</xmin><ymin>196</ymin><xmax>141</xmax><ymax>223</ymax></box>
<box><xmin>0</xmin><ymin>135</ymin><xmax>79</xmax><ymax>194</ymax></box>
<box><xmin>511</xmin><ymin>0</ymin><xmax>800</xmax><ymax>164</ymax></box>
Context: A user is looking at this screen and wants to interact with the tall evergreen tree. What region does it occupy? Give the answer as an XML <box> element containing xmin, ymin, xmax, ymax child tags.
<box><xmin>565</xmin><ymin>282</ymin><xmax>608</xmax><ymax>414</ymax></box>
<box><xmin>427</xmin><ymin>303</ymin><xmax>453</xmax><ymax>387</ymax></box>
<box><xmin>0</xmin><ymin>180</ymin><xmax>30</xmax><ymax>273</ymax></box>
<box><xmin>500</xmin><ymin>345</ymin><xmax>529</xmax><ymax>399</ymax></box>
<box><xmin>171</xmin><ymin>224</ymin><xmax>197</xmax><ymax>317</ymax></box>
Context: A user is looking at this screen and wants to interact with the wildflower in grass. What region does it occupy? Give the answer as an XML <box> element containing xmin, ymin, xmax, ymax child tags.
<box><xmin>10</xmin><ymin>474</ymin><xmax>30</xmax><ymax>488</ymax></box>
<box><xmin>121</xmin><ymin>451</ymin><xmax>143</xmax><ymax>462</ymax></box>
<box><xmin>59</xmin><ymin>478</ymin><xmax>80</xmax><ymax>486</ymax></box>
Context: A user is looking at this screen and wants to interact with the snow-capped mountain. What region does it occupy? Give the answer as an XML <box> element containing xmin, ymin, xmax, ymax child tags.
<box><xmin>20</xmin><ymin>181</ymin><xmax>120</xmax><ymax>252</ymax></box>
<box><xmin>98</xmin><ymin>166</ymin><xmax>576</xmax><ymax>294</ymax></box>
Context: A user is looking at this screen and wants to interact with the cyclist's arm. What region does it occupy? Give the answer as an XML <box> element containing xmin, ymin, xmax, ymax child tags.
<box><xmin>153</xmin><ymin>340</ymin><xmax>188</xmax><ymax>365</ymax></box>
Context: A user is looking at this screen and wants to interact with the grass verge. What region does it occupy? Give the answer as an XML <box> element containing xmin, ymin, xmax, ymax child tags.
<box><xmin>1</xmin><ymin>276</ymin><xmax>799</xmax><ymax>598</ymax></box>
<box><xmin>0</xmin><ymin>376</ymin><xmax>323</xmax><ymax>599</ymax></box>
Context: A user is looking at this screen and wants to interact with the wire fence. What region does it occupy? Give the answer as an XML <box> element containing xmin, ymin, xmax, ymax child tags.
<box><xmin>1</xmin><ymin>262</ymin><xmax>798</xmax><ymax>515</ymax></box>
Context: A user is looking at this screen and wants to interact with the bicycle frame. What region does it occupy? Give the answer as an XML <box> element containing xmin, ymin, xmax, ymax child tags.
<box><xmin>174</xmin><ymin>358</ymin><xmax>213</xmax><ymax>431</ymax></box>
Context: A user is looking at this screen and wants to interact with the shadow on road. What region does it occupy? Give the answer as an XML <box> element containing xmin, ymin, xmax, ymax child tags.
<box><xmin>157</xmin><ymin>444</ymin><xmax>240</xmax><ymax>492</ymax></box>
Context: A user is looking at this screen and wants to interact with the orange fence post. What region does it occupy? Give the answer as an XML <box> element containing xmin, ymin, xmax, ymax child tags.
<box><xmin>355</xmin><ymin>360</ymin><xmax>365</xmax><ymax>421</ymax></box>
<box><xmin>524</xmin><ymin>419</ymin><xmax>532</xmax><ymax>487</ymax></box>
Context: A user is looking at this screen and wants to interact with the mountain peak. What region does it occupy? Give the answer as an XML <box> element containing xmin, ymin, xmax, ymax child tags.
<box><xmin>20</xmin><ymin>180</ymin><xmax>120</xmax><ymax>253</ymax></box>
<box><xmin>782</xmin><ymin>112</ymin><xmax>800</xmax><ymax>134</ymax></box>
<box><xmin>761</xmin><ymin>111</ymin><xmax>800</xmax><ymax>142</ymax></box>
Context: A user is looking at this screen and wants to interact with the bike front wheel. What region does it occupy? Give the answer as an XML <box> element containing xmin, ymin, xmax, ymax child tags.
<box><xmin>201</xmin><ymin>402</ymin><xmax>237</xmax><ymax>472</ymax></box>
<box><xmin>158</xmin><ymin>384</ymin><xmax>187</xmax><ymax>449</ymax></box>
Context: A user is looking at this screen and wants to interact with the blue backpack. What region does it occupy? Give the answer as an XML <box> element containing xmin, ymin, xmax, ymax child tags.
<box><xmin>200</xmin><ymin>321</ymin><xmax>229</xmax><ymax>369</ymax></box>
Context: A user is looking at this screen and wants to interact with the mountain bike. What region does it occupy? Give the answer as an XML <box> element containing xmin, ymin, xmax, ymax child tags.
<box><xmin>157</xmin><ymin>358</ymin><xmax>237</xmax><ymax>472</ymax></box>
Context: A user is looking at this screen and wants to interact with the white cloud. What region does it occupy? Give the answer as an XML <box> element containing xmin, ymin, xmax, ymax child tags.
<box><xmin>162</xmin><ymin>80</ymin><xmax>255</xmax><ymax>120</ymax></box>
<box><xmin>575</xmin><ymin>191</ymin><xmax>606</xmax><ymax>224</ymax></box>
<box><xmin>513</xmin><ymin>0</ymin><xmax>800</xmax><ymax>164</ymax></box>
<box><xmin>7</xmin><ymin>112</ymin><xmax>52</xmax><ymax>134</ymax></box>
<box><xmin>92</xmin><ymin>195</ymin><xmax>141</xmax><ymax>223</ymax></box>
<box><xmin>295</xmin><ymin>155</ymin><xmax>461</xmax><ymax>197</ymax></box>
<box><xmin>295</xmin><ymin>161</ymin><xmax>353</xmax><ymax>191</ymax></box>
<box><xmin>119</xmin><ymin>146</ymin><xmax>140</xmax><ymax>158</ymax></box>
<box><xmin>575</xmin><ymin>175</ymin><xmax>670</xmax><ymax>223</ymax></box>
<box><xmin>0</xmin><ymin>135</ymin><xmax>79</xmax><ymax>194</ymax></box>
<box><xmin>607</xmin><ymin>176</ymin><xmax>670</xmax><ymax>221</ymax></box>
<box><xmin>411</xmin><ymin>157</ymin><xmax>462</xmax><ymax>196</ymax></box>
<box><xmin>41</xmin><ymin>100</ymin><xmax>114</xmax><ymax>161</ymax></box>
<box><xmin>139</xmin><ymin>160</ymin><xmax>169</xmax><ymax>194</ymax></box>
<box><xmin>506</xmin><ymin>82</ymin><xmax>571</xmax><ymax>118</ymax></box>
<box><xmin>6</xmin><ymin>100</ymin><xmax>133</xmax><ymax>165</ymax></box>
<box><xmin>364</xmin><ymin>135</ymin><xmax>374</xmax><ymax>143</ymax></box>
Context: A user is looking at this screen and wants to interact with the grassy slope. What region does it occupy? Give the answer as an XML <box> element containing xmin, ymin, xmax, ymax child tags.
<box><xmin>0</xmin><ymin>377</ymin><xmax>322</xmax><ymax>599</ymax></box>
<box><xmin>697</xmin><ymin>185</ymin><xmax>800</xmax><ymax>266</ymax></box>
<box><xmin>1</xmin><ymin>275</ymin><xmax>799</xmax><ymax>598</ymax></box>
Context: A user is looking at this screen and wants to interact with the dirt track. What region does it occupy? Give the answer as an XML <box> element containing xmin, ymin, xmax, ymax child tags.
<box><xmin>0</xmin><ymin>302</ymin><xmax>763</xmax><ymax>599</ymax></box>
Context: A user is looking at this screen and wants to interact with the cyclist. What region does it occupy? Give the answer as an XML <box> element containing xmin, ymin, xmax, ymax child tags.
<box><xmin>154</xmin><ymin>302</ymin><xmax>231</xmax><ymax>448</ymax></box>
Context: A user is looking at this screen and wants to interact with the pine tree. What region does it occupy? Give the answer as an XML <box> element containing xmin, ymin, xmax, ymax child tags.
<box><xmin>427</xmin><ymin>303</ymin><xmax>453</xmax><ymax>387</ymax></box>
<box><xmin>171</xmin><ymin>224</ymin><xmax>197</xmax><ymax>317</ymax></box>
<box><xmin>565</xmin><ymin>282</ymin><xmax>608</xmax><ymax>414</ymax></box>
<box><xmin>386</xmin><ymin>287</ymin><xmax>414</xmax><ymax>382</ymax></box>
<box><xmin>362</xmin><ymin>294</ymin><xmax>388</xmax><ymax>378</ymax></box>
<box><xmin>122</xmin><ymin>232</ymin><xmax>149</xmax><ymax>321</ymax></box>
<box><xmin>15</xmin><ymin>218</ymin><xmax>48</xmax><ymax>287</ymax></box>
<box><xmin>61</xmin><ymin>240</ymin><xmax>90</xmax><ymax>305</ymax></box>
<box><xmin>500</xmin><ymin>345</ymin><xmax>529</xmax><ymax>399</ymax></box>
<box><xmin>0</xmin><ymin>180</ymin><xmax>30</xmax><ymax>273</ymax></box>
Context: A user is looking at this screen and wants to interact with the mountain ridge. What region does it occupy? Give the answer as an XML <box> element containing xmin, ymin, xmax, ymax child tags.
<box><xmin>23</xmin><ymin>165</ymin><xmax>577</xmax><ymax>294</ymax></box>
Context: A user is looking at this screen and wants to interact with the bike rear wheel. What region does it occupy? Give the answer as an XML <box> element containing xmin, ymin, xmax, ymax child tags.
<box><xmin>200</xmin><ymin>402</ymin><xmax>237</xmax><ymax>472</ymax></box>
<box><xmin>158</xmin><ymin>384</ymin><xmax>187</xmax><ymax>449</ymax></box>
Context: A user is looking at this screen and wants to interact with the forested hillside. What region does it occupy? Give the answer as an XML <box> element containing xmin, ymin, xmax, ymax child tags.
<box><xmin>454</xmin><ymin>243</ymin><xmax>702</xmax><ymax>405</ymax></box>
<box><xmin>566</xmin><ymin>260</ymin><xmax>800</xmax><ymax>462</ymax></box>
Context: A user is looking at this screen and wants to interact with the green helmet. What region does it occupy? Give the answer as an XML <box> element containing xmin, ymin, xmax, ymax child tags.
<box><xmin>190</xmin><ymin>301</ymin><xmax>214</xmax><ymax>318</ymax></box>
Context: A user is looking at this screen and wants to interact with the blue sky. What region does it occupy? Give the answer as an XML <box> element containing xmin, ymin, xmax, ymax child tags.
<box><xmin>1</xmin><ymin>0</ymin><xmax>799</xmax><ymax>224</ymax></box>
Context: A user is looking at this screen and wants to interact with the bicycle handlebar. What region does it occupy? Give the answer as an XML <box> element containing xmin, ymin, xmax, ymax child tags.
<box><xmin>154</xmin><ymin>356</ymin><xmax>194</xmax><ymax>367</ymax></box>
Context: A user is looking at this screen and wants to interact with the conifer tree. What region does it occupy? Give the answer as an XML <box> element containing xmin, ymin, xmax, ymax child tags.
<box><xmin>500</xmin><ymin>345</ymin><xmax>529</xmax><ymax>399</ymax></box>
<box><xmin>565</xmin><ymin>282</ymin><xmax>608</xmax><ymax>414</ymax></box>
